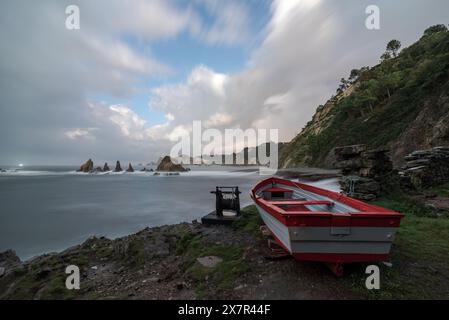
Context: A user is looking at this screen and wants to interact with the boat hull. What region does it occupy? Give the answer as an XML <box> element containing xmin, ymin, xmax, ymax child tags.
<box><xmin>251</xmin><ymin>178</ymin><xmax>403</xmax><ymax>265</ymax></box>
<box><xmin>256</xmin><ymin>203</ymin><xmax>394</xmax><ymax>263</ymax></box>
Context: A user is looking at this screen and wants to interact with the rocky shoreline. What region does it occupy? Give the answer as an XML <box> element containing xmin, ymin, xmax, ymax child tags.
<box><xmin>0</xmin><ymin>207</ymin><xmax>364</xmax><ymax>300</ymax></box>
<box><xmin>1</xmin><ymin>205</ymin><xmax>449</xmax><ymax>299</ymax></box>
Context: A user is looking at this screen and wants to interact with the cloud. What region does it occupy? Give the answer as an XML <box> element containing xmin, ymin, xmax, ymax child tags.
<box><xmin>147</xmin><ymin>0</ymin><xmax>449</xmax><ymax>147</ymax></box>
<box><xmin>0</xmin><ymin>0</ymin><xmax>251</xmax><ymax>164</ymax></box>
<box><xmin>193</xmin><ymin>0</ymin><xmax>252</xmax><ymax>45</ymax></box>
<box><xmin>65</xmin><ymin>128</ymin><xmax>98</xmax><ymax>141</ymax></box>
<box><xmin>1</xmin><ymin>0</ymin><xmax>449</xmax><ymax>164</ymax></box>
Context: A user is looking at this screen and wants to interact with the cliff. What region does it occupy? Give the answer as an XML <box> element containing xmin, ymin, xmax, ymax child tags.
<box><xmin>280</xmin><ymin>25</ymin><xmax>449</xmax><ymax>168</ymax></box>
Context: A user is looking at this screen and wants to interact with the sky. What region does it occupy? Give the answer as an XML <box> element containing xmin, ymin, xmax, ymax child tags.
<box><xmin>0</xmin><ymin>0</ymin><xmax>448</xmax><ymax>165</ymax></box>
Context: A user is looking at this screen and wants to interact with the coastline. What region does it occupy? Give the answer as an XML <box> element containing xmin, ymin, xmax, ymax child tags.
<box><xmin>2</xmin><ymin>204</ymin><xmax>449</xmax><ymax>300</ymax></box>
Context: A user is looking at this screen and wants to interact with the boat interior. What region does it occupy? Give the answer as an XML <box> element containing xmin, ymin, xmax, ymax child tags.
<box><xmin>256</xmin><ymin>182</ymin><xmax>357</xmax><ymax>214</ymax></box>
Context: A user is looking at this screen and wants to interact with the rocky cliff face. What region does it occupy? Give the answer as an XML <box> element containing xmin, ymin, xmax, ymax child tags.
<box><xmin>279</xmin><ymin>26</ymin><xmax>449</xmax><ymax>169</ymax></box>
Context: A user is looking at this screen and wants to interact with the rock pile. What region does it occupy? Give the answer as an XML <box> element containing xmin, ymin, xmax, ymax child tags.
<box><xmin>399</xmin><ymin>147</ymin><xmax>449</xmax><ymax>188</ymax></box>
<box><xmin>126</xmin><ymin>163</ymin><xmax>134</xmax><ymax>172</ymax></box>
<box><xmin>103</xmin><ymin>163</ymin><xmax>110</xmax><ymax>171</ymax></box>
<box><xmin>334</xmin><ymin>145</ymin><xmax>393</xmax><ymax>201</ymax></box>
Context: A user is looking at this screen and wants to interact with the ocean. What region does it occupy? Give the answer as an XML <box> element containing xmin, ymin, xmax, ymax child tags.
<box><xmin>0</xmin><ymin>166</ymin><xmax>340</xmax><ymax>260</ymax></box>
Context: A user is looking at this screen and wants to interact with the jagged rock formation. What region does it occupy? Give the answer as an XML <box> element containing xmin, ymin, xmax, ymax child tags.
<box><xmin>126</xmin><ymin>163</ymin><xmax>134</xmax><ymax>172</ymax></box>
<box><xmin>156</xmin><ymin>156</ymin><xmax>187</xmax><ymax>172</ymax></box>
<box><xmin>399</xmin><ymin>147</ymin><xmax>449</xmax><ymax>188</ymax></box>
<box><xmin>77</xmin><ymin>159</ymin><xmax>94</xmax><ymax>173</ymax></box>
<box><xmin>103</xmin><ymin>163</ymin><xmax>110</xmax><ymax>171</ymax></box>
<box><xmin>279</xmin><ymin>26</ymin><xmax>449</xmax><ymax>168</ymax></box>
<box><xmin>334</xmin><ymin>145</ymin><xmax>393</xmax><ymax>200</ymax></box>
<box><xmin>94</xmin><ymin>167</ymin><xmax>103</xmax><ymax>173</ymax></box>
<box><xmin>114</xmin><ymin>161</ymin><xmax>122</xmax><ymax>172</ymax></box>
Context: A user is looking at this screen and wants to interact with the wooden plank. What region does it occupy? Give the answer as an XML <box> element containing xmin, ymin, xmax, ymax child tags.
<box><xmin>269</xmin><ymin>200</ymin><xmax>334</xmax><ymax>206</ymax></box>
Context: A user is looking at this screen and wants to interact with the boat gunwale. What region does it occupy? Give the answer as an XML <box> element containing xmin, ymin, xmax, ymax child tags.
<box><xmin>250</xmin><ymin>177</ymin><xmax>404</xmax><ymax>219</ymax></box>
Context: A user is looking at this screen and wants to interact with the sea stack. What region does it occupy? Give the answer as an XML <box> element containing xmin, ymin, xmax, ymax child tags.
<box><xmin>156</xmin><ymin>156</ymin><xmax>187</xmax><ymax>172</ymax></box>
<box><xmin>126</xmin><ymin>163</ymin><xmax>134</xmax><ymax>172</ymax></box>
<box><xmin>115</xmin><ymin>161</ymin><xmax>122</xmax><ymax>172</ymax></box>
<box><xmin>103</xmin><ymin>163</ymin><xmax>110</xmax><ymax>171</ymax></box>
<box><xmin>78</xmin><ymin>159</ymin><xmax>94</xmax><ymax>173</ymax></box>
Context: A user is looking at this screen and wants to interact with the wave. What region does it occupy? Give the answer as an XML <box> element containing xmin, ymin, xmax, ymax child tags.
<box><xmin>0</xmin><ymin>169</ymin><xmax>257</xmax><ymax>177</ymax></box>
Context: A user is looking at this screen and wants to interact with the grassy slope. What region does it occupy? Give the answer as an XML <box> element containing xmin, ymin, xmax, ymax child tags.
<box><xmin>280</xmin><ymin>27</ymin><xmax>449</xmax><ymax>167</ymax></box>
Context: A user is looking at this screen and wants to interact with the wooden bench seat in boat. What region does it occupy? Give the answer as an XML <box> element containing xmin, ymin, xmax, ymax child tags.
<box><xmin>268</xmin><ymin>200</ymin><xmax>335</xmax><ymax>207</ymax></box>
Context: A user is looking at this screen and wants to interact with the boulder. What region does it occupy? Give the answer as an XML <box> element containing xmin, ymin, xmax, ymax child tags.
<box><xmin>114</xmin><ymin>161</ymin><xmax>122</xmax><ymax>172</ymax></box>
<box><xmin>0</xmin><ymin>250</ymin><xmax>22</xmax><ymax>271</ymax></box>
<box><xmin>77</xmin><ymin>159</ymin><xmax>94</xmax><ymax>173</ymax></box>
<box><xmin>103</xmin><ymin>163</ymin><xmax>110</xmax><ymax>171</ymax></box>
<box><xmin>156</xmin><ymin>156</ymin><xmax>187</xmax><ymax>172</ymax></box>
<box><xmin>95</xmin><ymin>167</ymin><xmax>103</xmax><ymax>173</ymax></box>
<box><xmin>126</xmin><ymin>163</ymin><xmax>134</xmax><ymax>172</ymax></box>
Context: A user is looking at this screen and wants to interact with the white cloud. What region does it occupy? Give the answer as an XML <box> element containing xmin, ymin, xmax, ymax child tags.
<box><xmin>64</xmin><ymin>128</ymin><xmax>98</xmax><ymax>140</ymax></box>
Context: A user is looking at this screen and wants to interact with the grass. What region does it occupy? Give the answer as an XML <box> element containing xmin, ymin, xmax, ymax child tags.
<box><xmin>343</xmin><ymin>196</ymin><xmax>449</xmax><ymax>299</ymax></box>
<box><xmin>428</xmin><ymin>182</ymin><xmax>449</xmax><ymax>197</ymax></box>
<box><xmin>233</xmin><ymin>205</ymin><xmax>263</xmax><ymax>235</ymax></box>
<box><xmin>176</xmin><ymin>228</ymin><xmax>250</xmax><ymax>298</ymax></box>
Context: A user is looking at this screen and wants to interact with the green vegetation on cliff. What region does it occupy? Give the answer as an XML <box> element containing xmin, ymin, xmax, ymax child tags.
<box><xmin>280</xmin><ymin>25</ymin><xmax>449</xmax><ymax>168</ymax></box>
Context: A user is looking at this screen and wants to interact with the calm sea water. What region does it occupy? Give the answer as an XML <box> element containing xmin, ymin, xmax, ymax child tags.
<box><xmin>0</xmin><ymin>166</ymin><xmax>340</xmax><ymax>260</ymax></box>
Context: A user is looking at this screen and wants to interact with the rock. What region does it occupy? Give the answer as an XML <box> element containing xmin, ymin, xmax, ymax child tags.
<box><xmin>334</xmin><ymin>146</ymin><xmax>393</xmax><ymax>199</ymax></box>
<box><xmin>141</xmin><ymin>167</ymin><xmax>147</xmax><ymax>172</ymax></box>
<box><xmin>401</xmin><ymin>147</ymin><xmax>449</xmax><ymax>188</ymax></box>
<box><xmin>77</xmin><ymin>159</ymin><xmax>94</xmax><ymax>173</ymax></box>
<box><xmin>95</xmin><ymin>167</ymin><xmax>103</xmax><ymax>173</ymax></box>
<box><xmin>144</xmin><ymin>235</ymin><xmax>170</xmax><ymax>257</ymax></box>
<box><xmin>36</xmin><ymin>267</ymin><xmax>52</xmax><ymax>279</ymax></box>
<box><xmin>156</xmin><ymin>156</ymin><xmax>187</xmax><ymax>172</ymax></box>
<box><xmin>176</xmin><ymin>282</ymin><xmax>184</xmax><ymax>290</ymax></box>
<box><xmin>126</xmin><ymin>163</ymin><xmax>134</xmax><ymax>172</ymax></box>
<box><xmin>103</xmin><ymin>163</ymin><xmax>110</xmax><ymax>171</ymax></box>
<box><xmin>0</xmin><ymin>250</ymin><xmax>21</xmax><ymax>269</ymax></box>
<box><xmin>196</xmin><ymin>256</ymin><xmax>223</xmax><ymax>268</ymax></box>
<box><xmin>114</xmin><ymin>161</ymin><xmax>123</xmax><ymax>172</ymax></box>
<box><xmin>334</xmin><ymin>145</ymin><xmax>367</xmax><ymax>158</ymax></box>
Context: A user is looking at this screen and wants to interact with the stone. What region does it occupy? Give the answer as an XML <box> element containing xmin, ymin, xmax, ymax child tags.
<box><xmin>401</xmin><ymin>147</ymin><xmax>449</xmax><ymax>188</ymax></box>
<box><xmin>103</xmin><ymin>163</ymin><xmax>110</xmax><ymax>171</ymax></box>
<box><xmin>115</xmin><ymin>161</ymin><xmax>122</xmax><ymax>172</ymax></box>
<box><xmin>126</xmin><ymin>163</ymin><xmax>134</xmax><ymax>172</ymax></box>
<box><xmin>156</xmin><ymin>156</ymin><xmax>187</xmax><ymax>172</ymax></box>
<box><xmin>0</xmin><ymin>250</ymin><xmax>21</xmax><ymax>269</ymax></box>
<box><xmin>334</xmin><ymin>144</ymin><xmax>367</xmax><ymax>158</ymax></box>
<box><xmin>77</xmin><ymin>159</ymin><xmax>94</xmax><ymax>173</ymax></box>
<box><xmin>196</xmin><ymin>256</ymin><xmax>223</xmax><ymax>268</ymax></box>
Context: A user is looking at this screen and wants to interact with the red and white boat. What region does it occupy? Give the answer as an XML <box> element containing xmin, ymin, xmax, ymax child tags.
<box><xmin>250</xmin><ymin>177</ymin><xmax>404</xmax><ymax>276</ymax></box>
